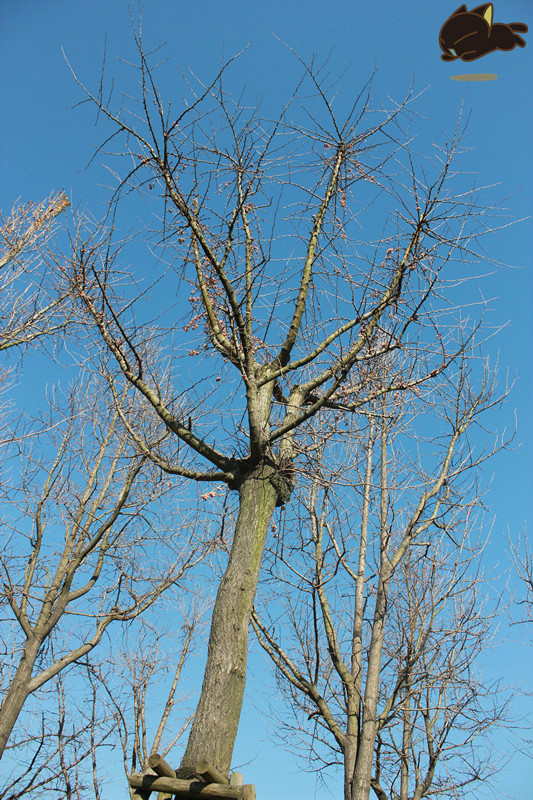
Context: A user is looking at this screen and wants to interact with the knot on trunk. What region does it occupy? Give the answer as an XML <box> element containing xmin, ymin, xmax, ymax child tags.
<box><xmin>268</xmin><ymin>456</ymin><xmax>295</xmax><ymax>507</ymax></box>
<box><xmin>174</xmin><ymin>766</ymin><xmax>205</xmax><ymax>780</ymax></box>
<box><xmin>227</xmin><ymin>456</ymin><xmax>295</xmax><ymax>507</ymax></box>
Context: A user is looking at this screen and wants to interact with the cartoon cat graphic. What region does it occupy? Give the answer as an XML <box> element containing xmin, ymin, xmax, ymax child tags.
<box><xmin>439</xmin><ymin>4</ymin><xmax>528</xmax><ymax>62</ymax></box>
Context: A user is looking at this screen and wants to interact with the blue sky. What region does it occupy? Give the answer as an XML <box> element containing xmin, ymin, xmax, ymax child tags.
<box><xmin>1</xmin><ymin>0</ymin><xmax>532</xmax><ymax>797</ymax></box>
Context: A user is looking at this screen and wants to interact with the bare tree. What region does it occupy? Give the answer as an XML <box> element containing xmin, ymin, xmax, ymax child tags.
<box><xmin>0</xmin><ymin>193</ymin><xmax>72</xmax><ymax>354</ymax></box>
<box><xmin>61</xmin><ymin>35</ymin><xmax>505</xmax><ymax>777</ymax></box>
<box><xmin>252</xmin><ymin>350</ymin><xmax>508</xmax><ymax>800</ymax></box>
<box><xmin>0</xmin><ymin>372</ymin><xmax>208</xmax><ymax>761</ymax></box>
<box><xmin>0</xmin><ymin>665</ymin><xmax>117</xmax><ymax>800</ymax></box>
<box><xmin>372</xmin><ymin>547</ymin><xmax>505</xmax><ymax>800</ymax></box>
<box><xmin>0</xmin><ymin>597</ymin><xmax>208</xmax><ymax>800</ymax></box>
<box><xmin>87</xmin><ymin>602</ymin><xmax>208</xmax><ymax>797</ymax></box>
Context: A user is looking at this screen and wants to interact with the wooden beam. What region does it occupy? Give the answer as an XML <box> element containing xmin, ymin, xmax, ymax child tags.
<box><xmin>148</xmin><ymin>753</ymin><xmax>177</xmax><ymax>778</ymax></box>
<box><xmin>196</xmin><ymin>760</ymin><xmax>229</xmax><ymax>784</ymax></box>
<box><xmin>129</xmin><ymin>774</ymin><xmax>244</xmax><ymax>799</ymax></box>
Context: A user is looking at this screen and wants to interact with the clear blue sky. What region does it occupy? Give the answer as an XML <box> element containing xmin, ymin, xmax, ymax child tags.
<box><xmin>1</xmin><ymin>1</ymin><xmax>531</xmax><ymax>797</ymax></box>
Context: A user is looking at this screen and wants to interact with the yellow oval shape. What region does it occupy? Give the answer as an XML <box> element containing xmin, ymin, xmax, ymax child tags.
<box><xmin>450</xmin><ymin>74</ymin><xmax>498</xmax><ymax>81</ymax></box>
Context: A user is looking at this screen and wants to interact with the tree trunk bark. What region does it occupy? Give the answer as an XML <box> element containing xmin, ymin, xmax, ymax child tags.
<box><xmin>180</xmin><ymin>466</ymin><xmax>278</xmax><ymax>777</ymax></box>
<box><xmin>344</xmin><ymin>728</ymin><xmax>357</xmax><ymax>800</ymax></box>
<box><xmin>0</xmin><ymin>636</ymin><xmax>41</xmax><ymax>758</ymax></box>
<box><xmin>350</xmin><ymin>576</ymin><xmax>389</xmax><ymax>800</ymax></box>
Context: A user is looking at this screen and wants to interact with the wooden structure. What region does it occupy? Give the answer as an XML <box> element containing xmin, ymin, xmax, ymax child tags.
<box><xmin>129</xmin><ymin>754</ymin><xmax>256</xmax><ymax>800</ymax></box>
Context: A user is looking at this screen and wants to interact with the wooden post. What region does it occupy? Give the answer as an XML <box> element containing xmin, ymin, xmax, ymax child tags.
<box><xmin>231</xmin><ymin>772</ymin><xmax>256</xmax><ymax>800</ymax></box>
<box><xmin>243</xmin><ymin>785</ymin><xmax>256</xmax><ymax>800</ymax></box>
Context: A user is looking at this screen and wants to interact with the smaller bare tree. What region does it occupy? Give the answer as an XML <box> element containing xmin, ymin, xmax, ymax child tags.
<box><xmin>0</xmin><ymin>666</ymin><xmax>117</xmax><ymax>800</ymax></box>
<box><xmin>253</xmin><ymin>349</ymin><xmax>508</xmax><ymax>800</ymax></box>
<box><xmin>368</xmin><ymin>541</ymin><xmax>505</xmax><ymax>800</ymax></box>
<box><xmin>85</xmin><ymin>601</ymin><xmax>209</xmax><ymax>798</ymax></box>
<box><xmin>0</xmin><ymin>371</ymin><xmax>208</xmax><ymax>762</ymax></box>
<box><xmin>0</xmin><ymin>601</ymin><xmax>209</xmax><ymax>800</ymax></box>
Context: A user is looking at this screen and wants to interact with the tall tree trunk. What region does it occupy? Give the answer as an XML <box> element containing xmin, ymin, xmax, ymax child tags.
<box><xmin>344</xmin><ymin>726</ymin><xmax>357</xmax><ymax>800</ymax></box>
<box><xmin>180</xmin><ymin>466</ymin><xmax>279</xmax><ymax>776</ymax></box>
<box><xmin>400</xmin><ymin>685</ymin><xmax>411</xmax><ymax>800</ymax></box>
<box><xmin>346</xmin><ymin>419</ymin><xmax>375</xmax><ymax>800</ymax></box>
<box><xmin>350</xmin><ymin>576</ymin><xmax>389</xmax><ymax>800</ymax></box>
<box><xmin>0</xmin><ymin>636</ymin><xmax>41</xmax><ymax>758</ymax></box>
